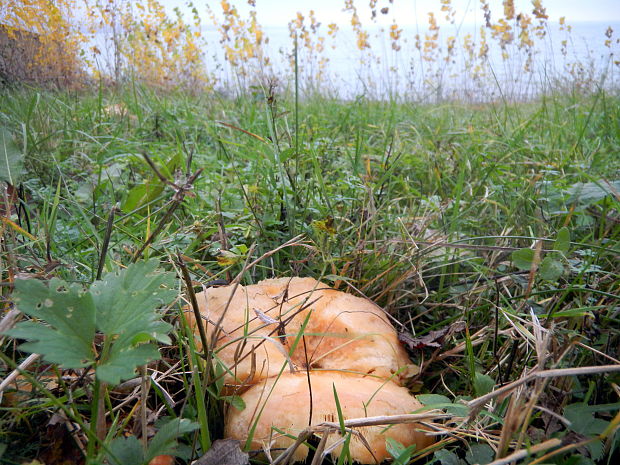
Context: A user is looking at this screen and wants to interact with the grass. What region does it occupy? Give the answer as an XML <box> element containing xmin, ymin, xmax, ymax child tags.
<box><xmin>0</xmin><ymin>81</ymin><xmax>619</xmax><ymax>465</ymax></box>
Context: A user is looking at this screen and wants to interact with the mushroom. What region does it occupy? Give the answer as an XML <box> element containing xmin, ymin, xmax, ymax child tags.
<box><xmin>188</xmin><ymin>278</ymin><xmax>414</xmax><ymax>387</ymax></box>
<box><xmin>225</xmin><ymin>371</ymin><xmax>435</xmax><ymax>463</ymax></box>
<box><xmin>285</xmin><ymin>289</ymin><xmax>414</xmax><ymax>381</ymax></box>
<box><xmin>186</xmin><ymin>280</ymin><xmax>295</xmax><ymax>385</ymax></box>
<box><xmin>188</xmin><ymin>277</ymin><xmax>434</xmax><ymax>463</ymax></box>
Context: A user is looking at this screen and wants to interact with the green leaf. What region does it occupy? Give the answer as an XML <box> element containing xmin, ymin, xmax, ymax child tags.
<box><xmin>91</xmin><ymin>259</ymin><xmax>175</xmax><ymax>343</ymax></box>
<box><xmin>332</xmin><ymin>383</ymin><xmax>346</xmax><ymax>435</ymax></box>
<box><xmin>444</xmin><ymin>403</ymin><xmax>470</xmax><ymax>416</ymax></box>
<box><xmin>566</xmin><ymin>180</ymin><xmax>620</xmax><ymax>206</ymax></box>
<box><xmin>417</xmin><ymin>394</ymin><xmax>452</xmax><ymax>406</ymax></box>
<box><xmin>96</xmin><ymin>343</ymin><xmax>161</xmax><ymax>385</ymax></box>
<box><xmin>222</xmin><ymin>395</ymin><xmax>246</xmax><ymax>411</ymax></box>
<box><xmin>386</xmin><ymin>437</ymin><xmax>406</xmax><ymax>458</ymax></box>
<box><xmin>586</xmin><ymin>440</ymin><xmax>604</xmax><ymax>462</ymax></box>
<box><xmin>565</xmin><ymin>455</ymin><xmax>595</xmax><ymax>465</ymax></box>
<box><xmin>5</xmin><ymin>261</ymin><xmax>177</xmax><ymax>386</ymax></box>
<box><xmin>386</xmin><ymin>437</ymin><xmax>416</xmax><ymax>464</ymax></box>
<box><xmin>611</xmin><ymin>428</ymin><xmax>620</xmax><ymax>459</ymax></box>
<box><xmin>433</xmin><ymin>449</ymin><xmax>465</xmax><ymax>465</ymax></box>
<box><xmin>564</xmin><ymin>403</ymin><xmax>617</xmax><ymax>436</ymax></box>
<box><xmin>144</xmin><ymin>418</ymin><xmax>199</xmax><ymax>462</ymax></box>
<box><xmin>554</xmin><ymin>227</ymin><xmax>571</xmax><ymax>254</ymax></box>
<box><xmin>512</xmin><ymin>248</ymin><xmax>535</xmax><ymax>270</ymax></box>
<box><xmin>122</xmin><ymin>182</ymin><xmax>162</xmax><ymax>213</ymax></box>
<box><xmin>0</xmin><ymin>127</ymin><xmax>24</xmax><ymax>185</ymax></box>
<box><xmin>473</xmin><ymin>372</ymin><xmax>495</xmax><ymax>397</ymax></box>
<box><xmin>107</xmin><ymin>436</ymin><xmax>145</xmax><ymax>465</ymax></box>
<box><xmin>89</xmin><ymin>260</ymin><xmax>175</xmax><ymax>384</ymax></box>
<box><xmin>539</xmin><ymin>257</ymin><xmax>564</xmax><ymax>281</ymax></box>
<box><xmin>416</xmin><ymin>394</ymin><xmax>469</xmax><ymax>416</ymax></box>
<box><xmin>121</xmin><ymin>154</ymin><xmax>181</xmax><ymax>213</ymax></box>
<box><xmin>6</xmin><ymin>278</ymin><xmax>96</xmax><ymax>369</ymax></box>
<box><xmin>465</xmin><ymin>443</ymin><xmax>494</xmax><ymax>465</ymax></box>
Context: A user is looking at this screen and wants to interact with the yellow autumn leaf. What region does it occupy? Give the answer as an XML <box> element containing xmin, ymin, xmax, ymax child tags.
<box><xmin>217</xmin><ymin>250</ymin><xmax>241</xmax><ymax>267</ymax></box>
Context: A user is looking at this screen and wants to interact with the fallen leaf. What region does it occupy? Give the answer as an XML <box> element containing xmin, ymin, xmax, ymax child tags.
<box><xmin>399</xmin><ymin>321</ymin><xmax>466</xmax><ymax>350</ymax></box>
<box><xmin>192</xmin><ymin>439</ymin><xmax>249</xmax><ymax>465</ymax></box>
<box><xmin>253</xmin><ymin>307</ymin><xmax>278</xmax><ymax>325</ymax></box>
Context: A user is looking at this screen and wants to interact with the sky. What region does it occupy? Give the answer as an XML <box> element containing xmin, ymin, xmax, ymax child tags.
<box><xmin>161</xmin><ymin>0</ymin><xmax>620</xmax><ymax>27</ymax></box>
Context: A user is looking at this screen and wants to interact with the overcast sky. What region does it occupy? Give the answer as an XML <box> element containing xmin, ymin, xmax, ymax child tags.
<box><xmin>162</xmin><ymin>0</ymin><xmax>620</xmax><ymax>27</ymax></box>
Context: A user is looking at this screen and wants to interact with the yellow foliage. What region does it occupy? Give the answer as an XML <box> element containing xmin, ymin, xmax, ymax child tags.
<box><xmin>2</xmin><ymin>0</ymin><xmax>85</xmax><ymax>86</ymax></box>
<box><xmin>2</xmin><ymin>0</ymin><xmax>611</xmax><ymax>97</ymax></box>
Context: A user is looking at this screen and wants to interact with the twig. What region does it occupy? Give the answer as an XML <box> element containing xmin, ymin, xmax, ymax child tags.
<box><xmin>177</xmin><ymin>251</ymin><xmax>209</xmax><ymax>353</ymax></box>
<box><xmin>231</xmin><ymin>234</ymin><xmax>309</xmax><ymax>284</ymax></box>
<box><xmin>141</xmin><ymin>152</ymin><xmax>177</xmax><ymax>187</ymax></box>
<box><xmin>139</xmin><ymin>365</ymin><xmax>149</xmax><ymax>448</ymax></box>
<box><xmin>132</xmin><ymin>168</ymin><xmax>202</xmax><ymax>262</ymax></box>
<box><xmin>96</xmin><ymin>204</ymin><xmax>118</xmax><ymax>280</ymax></box>
<box><xmin>0</xmin><ymin>353</ymin><xmax>40</xmax><ymax>401</ymax></box>
<box><xmin>208</xmin><ymin>243</ymin><xmax>257</xmax><ymax>351</ymax></box>
<box><xmin>310</xmin><ymin>432</ymin><xmax>329</xmax><ymax>465</ymax></box>
<box><xmin>467</xmin><ymin>364</ymin><xmax>620</xmax><ymax>413</ymax></box>
<box><xmin>486</xmin><ymin>438</ymin><xmax>562</xmax><ymax>465</ymax></box>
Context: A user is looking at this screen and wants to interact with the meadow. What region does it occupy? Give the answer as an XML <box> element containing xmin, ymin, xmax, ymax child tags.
<box><xmin>1</xmin><ymin>1</ymin><xmax>620</xmax><ymax>465</ymax></box>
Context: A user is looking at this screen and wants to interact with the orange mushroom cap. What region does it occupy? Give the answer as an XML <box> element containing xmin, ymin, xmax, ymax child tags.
<box><xmin>187</xmin><ymin>278</ymin><xmax>414</xmax><ymax>387</ymax></box>
<box><xmin>226</xmin><ymin>371</ymin><xmax>435</xmax><ymax>464</ymax></box>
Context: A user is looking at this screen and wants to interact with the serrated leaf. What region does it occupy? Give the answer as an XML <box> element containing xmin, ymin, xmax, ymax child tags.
<box><xmin>10</xmin><ymin>322</ymin><xmax>94</xmax><ymax>368</ymax></box>
<box><xmin>96</xmin><ymin>343</ymin><xmax>161</xmax><ymax>385</ymax></box>
<box><xmin>131</xmin><ymin>320</ymin><xmax>173</xmax><ymax>345</ymax></box>
<box><xmin>465</xmin><ymin>443</ymin><xmax>494</xmax><ymax>465</ymax></box>
<box><xmin>144</xmin><ymin>418</ymin><xmax>199</xmax><ymax>462</ymax></box>
<box><xmin>539</xmin><ymin>257</ymin><xmax>564</xmax><ymax>281</ymax></box>
<box><xmin>91</xmin><ymin>259</ymin><xmax>175</xmax><ymax>340</ymax></box>
<box><xmin>473</xmin><ymin>372</ymin><xmax>495</xmax><ymax>397</ymax></box>
<box><xmin>512</xmin><ymin>248</ymin><xmax>535</xmax><ymax>270</ymax></box>
<box><xmin>554</xmin><ymin>227</ymin><xmax>571</xmax><ymax>254</ymax></box>
<box><xmin>7</xmin><ymin>278</ymin><xmax>96</xmax><ymax>369</ymax></box>
<box><xmin>107</xmin><ymin>435</ymin><xmax>144</xmax><ymax>465</ymax></box>
<box><xmin>0</xmin><ymin>127</ymin><xmax>24</xmax><ymax>185</ymax></box>
<box><xmin>5</xmin><ymin>261</ymin><xmax>176</xmax><ymax>387</ymax></box>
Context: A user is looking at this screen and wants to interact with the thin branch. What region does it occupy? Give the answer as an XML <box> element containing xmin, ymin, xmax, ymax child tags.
<box><xmin>132</xmin><ymin>168</ymin><xmax>202</xmax><ymax>262</ymax></box>
<box><xmin>96</xmin><ymin>204</ymin><xmax>118</xmax><ymax>280</ymax></box>
<box><xmin>177</xmin><ymin>251</ymin><xmax>209</xmax><ymax>354</ymax></box>
<box><xmin>467</xmin><ymin>364</ymin><xmax>620</xmax><ymax>412</ymax></box>
<box><xmin>486</xmin><ymin>438</ymin><xmax>562</xmax><ymax>465</ymax></box>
